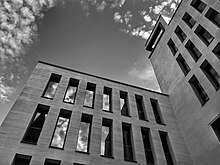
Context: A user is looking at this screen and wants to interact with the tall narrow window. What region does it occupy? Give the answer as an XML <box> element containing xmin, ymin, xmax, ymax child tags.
<box><xmin>185</xmin><ymin>40</ymin><xmax>202</xmax><ymax>61</ymax></box>
<box><xmin>103</xmin><ymin>87</ymin><xmax>112</xmax><ymax>112</ymax></box>
<box><xmin>190</xmin><ymin>0</ymin><xmax>206</xmax><ymax>13</ymax></box>
<box><xmin>122</xmin><ymin>123</ymin><xmax>135</xmax><ymax>161</ymax></box>
<box><xmin>50</xmin><ymin>109</ymin><xmax>71</xmax><ymax>149</ymax></box>
<box><xmin>42</xmin><ymin>73</ymin><xmax>61</xmax><ymax>99</ymax></box>
<box><xmin>84</xmin><ymin>82</ymin><xmax>96</xmax><ymax>108</ymax></box>
<box><xmin>12</xmin><ymin>154</ymin><xmax>32</xmax><ymax>165</ymax></box>
<box><xmin>189</xmin><ymin>75</ymin><xmax>209</xmax><ymax>105</ymax></box>
<box><xmin>176</xmin><ymin>54</ymin><xmax>191</xmax><ymax>75</ymax></box>
<box><xmin>182</xmin><ymin>12</ymin><xmax>196</xmax><ymax>28</ymax></box>
<box><xmin>44</xmin><ymin>158</ymin><xmax>61</xmax><ymax>165</ymax></box>
<box><xmin>195</xmin><ymin>25</ymin><xmax>214</xmax><ymax>46</ymax></box>
<box><xmin>22</xmin><ymin>104</ymin><xmax>49</xmax><ymax>144</ymax></box>
<box><xmin>205</xmin><ymin>8</ymin><xmax>220</xmax><ymax>28</ymax></box>
<box><xmin>200</xmin><ymin>60</ymin><xmax>220</xmax><ymax>90</ymax></box>
<box><xmin>141</xmin><ymin>127</ymin><xmax>155</xmax><ymax>165</ymax></box>
<box><xmin>135</xmin><ymin>95</ymin><xmax>147</xmax><ymax>121</ymax></box>
<box><xmin>212</xmin><ymin>42</ymin><xmax>220</xmax><ymax>59</ymax></box>
<box><xmin>211</xmin><ymin>115</ymin><xmax>220</xmax><ymax>142</ymax></box>
<box><xmin>167</xmin><ymin>39</ymin><xmax>178</xmax><ymax>55</ymax></box>
<box><xmin>101</xmin><ymin>118</ymin><xmax>113</xmax><ymax>157</ymax></box>
<box><xmin>76</xmin><ymin>114</ymin><xmax>93</xmax><ymax>153</ymax></box>
<box><xmin>120</xmin><ymin>91</ymin><xmax>129</xmax><ymax>116</ymax></box>
<box><xmin>174</xmin><ymin>26</ymin><xmax>187</xmax><ymax>43</ymax></box>
<box><xmin>63</xmin><ymin>78</ymin><xmax>79</xmax><ymax>104</ymax></box>
<box><xmin>150</xmin><ymin>98</ymin><xmax>164</xmax><ymax>125</ymax></box>
<box><xmin>159</xmin><ymin>131</ymin><xmax>175</xmax><ymax>165</ymax></box>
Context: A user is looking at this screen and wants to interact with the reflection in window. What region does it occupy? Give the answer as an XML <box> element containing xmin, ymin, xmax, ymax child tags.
<box><xmin>101</xmin><ymin>118</ymin><xmax>112</xmax><ymax>157</ymax></box>
<box><xmin>76</xmin><ymin>114</ymin><xmax>93</xmax><ymax>153</ymax></box>
<box><xmin>12</xmin><ymin>154</ymin><xmax>32</xmax><ymax>165</ymax></box>
<box><xmin>176</xmin><ymin>54</ymin><xmax>191</xmax><ymax>76</ymax></box>
<box><xmin>64</xmin><ymin>78</ymin><xmax>79</xmax><ymax>104</ymax></box>
<box><xmin>120</xmin><ymin>91</ymin><xmax>129</xmax><ymax>116</ymax></box>
<box><xmin>43</xmin><ymin>73</ymin><xmax>61</xmax><ymax>99</ymax></box>
<box><xmin>174</xmin><ymin>26</ymin><xmax>187</xmax><ymax>43</ymax></box>
<box><xmin>182</xmin><ymin>12</ymin><xmax>196</xmax><ymax>28</ymax></box>
<box><xmin>50</xmin><ymin>109</ymin><xmax>71</xmax><ymax>149</ymax></box>
<box><xmin>84</xmin><ymin>82</ymin><xmax>96</xmax><ymax>108</ymax></box>
<box><xmin>212</xmin><ymin>42</ymin><xmax>220</xmax><ymax>59</ymax></box>
<box><xmin>205</xmin><ymin>7</ymin><xmax>220</xmax><ymax>28</ymax></box>
<box><xmin>167</xmin><ymin>39</ymin><xmax>178</xmax><ymax>55</ymax></box>
<box><xmin>195</xmin><ymin>25</ymin><xmax>214</xmax><ymax>46</ymax></box>
<box><xmin>103</xmin><ymin>87</ymin><xmax>112</xmax><ymax>112</ymax></box>
<box><xmin>185</xmin><ymin>40</ymin><xmax>202</xmax><ymax>62</ymax></box>
<box><xmin>44</xmin><ymin>158</ymin><xmax>61</xmax><ymax>165</ymax></box>
<box><xmin>190</xmin><ymin>0</ymin><xmax>206</xmax><ymax>13</ymax></box>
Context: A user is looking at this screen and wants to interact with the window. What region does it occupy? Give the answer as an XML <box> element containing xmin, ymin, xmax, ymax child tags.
<box><xmin>176</xmin><ymin>54</ymin><xmax>191</xmax><ymax>75</ymax></box>
<box><xmin>76</xmin><ymin>114</ymin><xmax>93</xmax><ymax>153</ymax></box>
<box><xmin>50</xmin><ymin>109</ymin><xmax>71</xmax><ymax>149</ymax></box>
<box><xmin>205</xmin><ymin>8</ymin><xmax>220</xmax><ymax>28</ymax></box>
<box><xmin>63</xmin><ymin>78</ymin><xmax>79</xmax><ymax>104</ymax></box>
<box><xmin>122</xmin><ymin>123</ymin><xmax>135</xmax><ymax>161</ymax></box>
<box><xmin>167</xmin><ymin>39</ymin><xmax>178</xmax><ymax>55</ymax></box>
<box><xmin>135</xmin><ymin>95</ymin><xmax>147</xmax><ymax>121</ymax></box>
<box><xmin>44</xmin><ymin>158</ymin><xmax>61</xmax><ymax>165</ymax></box>
<box><xmin>101</xmin><ymin>118</ymin><xmax>113</xmax><ymax>157</ymax></box>
<box><xmin>159</xmin><ymin>131</ymin><xmax>175</xmax><ymax>165</ymax></box>
<box><xmin>120</xmin><ymin>91</ymin><xmax>130</xmax><ymax>116</ymax></box>
<box><xmin>182</xmin><ymin>12</ymin><xmax>196</xmax><ymax>28</ymax></box>
<box><xmin>190</xmin><ymin>0</ymin><xmax>206</xmax><ymax>13</ymax></box>
<box><xmin>195</xmin><ymin>25</ymin><xmax>214</xmax><ymax>46</ymax></box>
<box><xmin>185</xmin><ymin>40</ymin><xmax>202</xmax><ymax>61</ymax></box>
<box><xmin>74</xmin><ymin>163</ymin><xmax>87</xmax><ymax>165</ymax></box>
<box><xmin>174</xmin><ymin>26</ymin><xmax>187</xmax><ymax>43</ymax></box>
<box><xmin>189</xmin><ymin>75</ymin><xmax>209</xmax><ymax>105</ymax></box>
<box><xmin>211</xmin><ymin>115</ymin><xmax>220</xmax><ymax>142</ymax></box>
<box><xmin>200</xmin><ymin>60</ymin><xmax>220</xmax><ymax>90</ymax></box>
<box><xmin>11</xmin><ymin>154</ymin><xmax>32</xmax><ymax>165</ymax></box>
<box><xmin>42</xmin><ymin>73</ymin><xmax>61</xmax><ymax>99</ymax></box>
<box><xmin>103</xmin><ymin>87</ymin><xmax>112</xmax><ymax>112</ymax></box>
<box><xmin>141</xmin><ymin>127</ymin><xmax>155</xmax><ymax>165</ymax></box>
<box><xmin>84</xmin><ymin>82</ymin><xmax>96</xmax><ymax>108</ymax></box>
<box><xmin>212</xmin><ymin>42</ymin><xmax>220</xmax><ymax>60</ymax></box>
<box><xmin>150</xmin><ymin>98</ymin><xmax>164</xmax><ymax>125</ymax></box>
<box><xmin>22</xmin><ymin>104</ymin><xmax>49</xmax><ymax>144</ymax></box>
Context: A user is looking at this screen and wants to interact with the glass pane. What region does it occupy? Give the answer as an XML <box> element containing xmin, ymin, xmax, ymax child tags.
<box><xmin>101</xmin><ymin>126</ymin><xmax>110</xmax><ymax>155</ymax></box>
<box><xmin>44</xmin><ymin>82</ymin><xmax>58</xmax><ymax>99</ymax></box>
<box><xmin>103</xmin><ymin>94</ymin><xmax>110</xmax><ymax>111</ymax></box>
<box><xmin>76</xmin><ymin>122</ymin><xmax>90</xmax><ymax>152</ymax></box>
<box><xmin>64</xmin><ymin>86</ymin><xmax>77</xmax><ymax>103</ymax></box>
<box><xmin>84</xmin><ymin>90</ymin><xmax>94</xmax><ymax>107</ymax></box>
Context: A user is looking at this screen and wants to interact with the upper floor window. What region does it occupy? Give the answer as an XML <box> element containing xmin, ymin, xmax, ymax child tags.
<box><xmin>212</xmin><ymin>42</ymin><xmax>220</xmax><ymax>60</ymax></box>
<box><xmin>135</xmin><ymin>95</ymin><xmax>147</xmax><ymax>121</ymax></box>
<box><xmin>176</xmin><ymin>54</ymin><xmax>191</xmax><ymax>75</ymax></box>
<box><xmin>42</xmin><ymin>73</ymin><xmax>61</xmax><ymax>99</ymax></box>
<box><xmin>120</xmin><ymin>91</ymin><xmax>130</xmax><ymax>117</ymax></box>
<box><xmin>174</xmin><ymin>26</ymin><xmax>187</xmax><ymax>43</ymax></box>
<box><xmin>211</xmin><ymin>115</ymin><xmax>220</xmax><ymax>142</ymax></box>
<box><xmin>205</xmin><ymin>7</ymin><xmax>220</xmax><ymax>28</ymax></box>
<box><xmin>63</xmin><ymin>78</ymin><xmax>79</xmax><ymax>104</ymax></box>
<box><xmin>103</xmin><ymin>87</ymin><xmax>112</xmax><ymax>112</ymax></box>
<box><xmin>84</xmin><ymin>82</ymin><xmax>96</xmax><ymax>108</ymax></box>
<box><xmin>190</xmin><ymin>0</ymin><xmax>207</xmax><ymax>13</ymax></box>
<box><xmin>12</xmin><ymin>154</ymin><xmax>32</xmax><ymax>165</ymax></box>
<box><xmin>182</xmin><ymin>12</ymin><xmax>196</xmax><ymax>28</ymax></box>
<box><xmin>150</xmin><ymin>98</ymin><xmax>164</xmax><ymax>125</ymax></box>
<box><xmin>167</xmin><ymin>39</ymin><xmax>178</xmax><ymax>55</ymax></box>
<box><xmin>185</xmin><ymin>40</ymin><xmax>202</xmax><ymax>62</ymax></box>
<box><xmin>44</xmin><ymin>158</ymin><xmax>61</xmax><ymax>165</ymax></box>
<box><xmin>195</xmin><ymin>25</ymin><xmax>214</xmax><ymax>46</ymax></box>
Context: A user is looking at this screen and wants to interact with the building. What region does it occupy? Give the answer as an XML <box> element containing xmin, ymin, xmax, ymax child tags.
<box><xmin>145</xmin><ymin>0</ymin><xmax>220</xmax><ymax>164</ymax></box>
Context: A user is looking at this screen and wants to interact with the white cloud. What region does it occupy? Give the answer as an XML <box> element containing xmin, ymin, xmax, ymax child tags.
<box><xmin>143</xmin><ymin>14</ymin><xmax>152</xmax><ymax>22</ymax></box>
<box><xmin>0</xmin><ymin>77</ymin><xmax>16</xmax><ymax>103</ymax></box>
<box><xmin>162</xmin><ymin>15</ymin><xmax>171</xmax><ymax>24</ymax></box>
<box><xmin>114</xmin><ymin>12</ymin><xmax>123</xmax><ymax>23</ymax></box>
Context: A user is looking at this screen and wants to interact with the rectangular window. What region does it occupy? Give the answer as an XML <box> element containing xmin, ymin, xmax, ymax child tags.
<box><xmin>205</xmin><ymin>8</ymin><xmax>220</xmax><ymax>28</ymax></box>
<box><xmin>135</xmin><ymin>95</ymin><xmax>147</xmax><ymax>121</ymax></box>
<box><xmin>141</xmin><ymin>127</ymin><xmax>155</xmax><ymax>165</ymax></box>
<box><xmin>185</xmin><ymin>40</ymin><xmax>202</xmax><ymax>61</ymax></box>
<box><xmin>176</xmin><ymin>54</ymin><xmax>191</xmax><ymax>75</ymax></box>
<box><xmin>174</xmin><ymin>26</ymin><xmax>187</xmax><ymax>43</ymax></box>
<box><xmin>43</xmin><ymin>73</ymin><xmax>61</xmax><ymax>99</ymax></box>
<box><xmin>101</xmin><ymin>118</ymin><xmax>113</xmax><ymax>157</ymax></box>
<box><xmin>150</xmin><ymin>98</ymin><xmax>164</xmax><ymax>125</ymax></box>
<box><xmin>212</xmin><ymin>42</ymin><xmax>220</xmax><ymax>60</ymax></box>
<box><xmin>84</xmin><ymin>82</ymin><xmax>96</xmax><ymax>108</ymax></box>
<box><xmin>189</xmin><ymin>75</ymin><xmax>209</xmax><ymax>105</ymax></box>
<box><xmin>195</xmin><ymin>25</ymin><xmax>214</xmax><ymax>46</ymax></box>
<box><xmin>120</xmin><ymin>91</ymin><xmax>129</xmax><ymax>116</ymax></box>
<box><xmin>159</xmin><ymin>131</ymin><xmax>175</xmax><ymax>165</ymax></box>
<box><xmin>103</xmin><ymin>87</ymin><xmax>112</xmax><ymax>112</ymax></box>
<box><xmin>167</xmin><ymin>39</ymin><xmax>178</xmax><ymax>55</ymax></box>
<box><xmin>22</xmin><ymin>104</ymin><xmax>49</xmax><ymax>144</ymax></box>
<box><xmin>200</xmin><ymin>60</ymin><xmax>220</xmax><ymax>90</ymax></box>
<box><xmin>12</xmin><ymin>154</ymin><xmax>32</xmax><ymax>165</ymax></box>
<box><xmin>211</xmin><ymin>115</ymin><xmax>220</xmax><ymax>142</ymax></box>
<box><xmin>63</xmin><ymin>78</ymin><xmax>79</xmax><ymax>104</ymax></box>
<box><xmin>50</xmin><ymin>109</ymin><xmax>71</xmax><ymax>149</ymax></box>
<box><xmin>190</xmin><ymin>0</ymin><xmax>207</xmax><ymax>13</ymax></box>
<box><xmin>122</xmin><ymin>123</ymin><xmax>135</xmax><ymax>161</ymax></box>
<box><xmin>76</xmin><ymin>114</ymin><xmax>93</xmax><ymax>153</ymax></box>
<box><xmin>182</xmin><ymin>12</ymin><xmax>196</xmax><ymax>28</ymax></box>
<box><xmin>44</xmin><ymin>158</ymin><xmax>61</xmax><ymax>165</ymax></box>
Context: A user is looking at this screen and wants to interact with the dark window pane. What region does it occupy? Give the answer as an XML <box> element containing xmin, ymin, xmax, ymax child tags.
<box><xmin>12</xmin><ymin>154</ymin><xmax>32</xmax><ymax>165</ymax></box>
<box><xmin>64</xmin><ymin>78</ymin><xmax>79</xmax><ymax>104</ymax></box>
<box><xmin>120</xmin><ymin>91</ymin><xmax>129</xmax><ymax>116</ymax></box>
<box><xmin>211</xmin><ymin>115</ymin><xmax>220</xmax><ymax>142</ymax></box>
<box><xmin>212</xmin><ymin>42</ymin><xmax>220</xmax><ymax>60</ymax></box>
<box><xmin>182</xmin><ymin>12</ymin><xmax>196</xmax><ymax>28</ymax></box>
<box><xmin>176</xmin><ymin>54</ymin><xmax>191</xmax><ymax>75</ymax></box>
<box><xmin>84</xmin><ymin>83</ymin><xmax>96</xmax><ymax>108</ymax></box>
<box><xmin>101</xmin><ymin>118</ymin><xmax>112</xmax><ymax>157</ymax></box>
<box><xmin>44</xmin><ymin>158</ymin><xmax>61</xmax><ymax>165</ymax></box>
<box><xmin>205</xmin><ymin>8</ymin><xmax>220</xmax><ymax>28</ymax></box>
<box><xmin>150</xmin><ymin>99</ymin><xmax>164</xmax><ymax>124</ymax></box>
<box><xmin>135</xmin><ymin>95</ymin><xmax>146</xmax><ymax>120</ymax></box>
<box><xmin>195</xmin><ymin>25</ymin><xmax>214</xmax><ymax>46</ymax></box>
<box><xmin>185</xmin><ymin>40</ymin><xmax>202</xmax><ymax>61</ymax></box>
<box><xmin>174</xmin><ymin>26</ymin><xmax>187</xmax><ymax>42</ymax></box>
<box><xmin>167</xmin><ymin>39</ymin><xmax>178</xmax><ymax>55</ymax></box>
<box><xmin>190</xmin><ymin>0</ymin><xmax>207</xmax><ymax>13</ymax></box>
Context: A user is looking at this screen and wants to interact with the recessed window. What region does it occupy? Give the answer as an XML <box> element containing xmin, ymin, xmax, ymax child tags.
<box><xmin>44</xmin><ymin>158</ymin><xmax>61</xmax><ymax>165</ymax></box>
<box><xmin>141</xmin><ymin>127</ymin><xmax>155</xmax><ymax>165</ymax></box>
<box><xmin>174</xmin><ymin>26</ymin><xmax>187</xmax><ymax>43</ymax></box>
<box><xmin>212</xmin><ymin>42</ymin><xmax>220</xmax><ymax>60</ymax></box>
<box><xmin>189</xmin><ymin>75</ymin><xmax>209</xmax><ymax>105</ymax></box>
<box><xmin>120</xmin><ymin>91</ymin><xmax>130</xmax><ymax>117</ymax></box>
<box><xmin>185</xmin><ymin>40</ymin><xmax>202</xmax><ymax>62</ymax></box>
<box><xmin>211</xmin><ymin>115</ymin><xmax>220</xmax><ymax>142</ymax></box>
<box><xmin>190</xmin><ymin>0</ymin><xmax>207</xmax><ymax>13</ymax></box>
<box><xmin>101</xmin><ymin>118</ymin><xmax>113</xmax><ymax>157</ymax></box>
<box><xmin>84</xmin><ymin>82</ymin><xmax>96</xmax><ymax>108</ymax></box>
<box><xmin>167</xmin><ymin>39</ymin><xmax>178</xmax><ymax>55</ymax></box>
<box><xmin>63</xmin><ymin>78</ymin><xmax>79</xmax><ymax>104</ymax></box>
<box><xmin>22</xmin><ymin>104</ymin><xmax>49</xmax><ymax>144</ymax></box>
<box><xmin>50</xmin><ymin>109</ymin><xmax>71</xmax><ymax>149</ymax></box>
<box><xmin>103</xmin><ymin>87</ymin><xmax>112</xmax><ymax>112</ymax></box>
<box><xmin>195</xmin><ymin>25</ymin><xmax>214</xmax><ymax>46</ymax></box>
<box><xmin>150</xmin><ymin>98</ymin><xmax>164</xmax><ymax>125</ymax></box>
<box><xmin>11</xmin><ymin>154</ymin><xmax>32</xmax><ymax>165</ymax></box>
<box><xmin>200</xmin><ymin>60</ymin><xmax>220</xmax><ymax>90</ymax></box>
<box><xmin>42</xmin><ymin>73</ymin><xmax>61</xmax><ymax>99</ymax></box>
<box><xmin>182</xmin><ymin>12</ymin><xmax>196</xmax><ymax>28</ymax></box>
<box><xmin>176</xmin><ymin>54</ymin><xmax>191</xmax><ymax>75</ymax></box>
<box><xmin>76</xmin><ymin>114</ymin><xmax>93</xmax><ymax>153</ymax></box>
<box><xmin>205</xmin><ymin>7</ymin><xmax>220</xmax><ymax>28</ymax></box>
<box><xmin>135</xmin><ymin>95</ymin><xmax>147</xmax><ymax>121</ymax></box>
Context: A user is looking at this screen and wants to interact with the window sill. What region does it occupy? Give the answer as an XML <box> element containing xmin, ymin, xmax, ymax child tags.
<box><xmin>103</xmin><ymin>110</ymin><xmax>113</xmax><ymax>113</ymax></box>
<box><xmin>41</xmin><ymin>96</ymin><xmax>54</xmax><ymax>100</ymax></box>
<box><xmin>20</xmin><ymin>140</ymin><xmax>37</xmax><ymax>145</ymax></box>
<box><xmin>63</xmin><ymin>100</ymin><xmax>75</xmax><ymax>105</ymax></box>
<box><xmin>83</xmin><ymin>105</ymin><xmax>94</xmax><ymax>109</ymax></box>
<box><xmin>49</xmin><ymin>146</ymin><xmax>64</xmax><ymax>150</ymax></box>
<box><xmin>121</xmin><ymin>114</ymin><xmax>131</xmax><ymax>117</ymax></box>
<box><xmin>156</xmin><ymin>123</ymin><xmax>166</xmax><ymax>126</ymax></box>
<box><xmin>75</xmin><ymin>150</ymin><xmax>90</xmax><ymax>155</ymax></box>
<box><xmin>140</xmin><ymin>119</ymin><xmax>149</xmax><ymax>122</ymax></box>
<box><xmin>124</xmin><ymin>159</ymin><xmax>137</xmax><ymax>163</ymax></box>
<box><xmin>201</xmin><ymin>98</ymin><xmax>209</xmax><ymax>107</ymax></box>
<box><xmin>100</xmin><ymin>155</ymin><xmax>114</xmax><ymax>159</ymax></box>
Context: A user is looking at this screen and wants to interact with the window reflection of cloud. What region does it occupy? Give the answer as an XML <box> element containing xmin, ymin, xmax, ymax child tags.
<box><xmin>120</xmin><ymin>98</ymin><xmax>125</xmax><ymax>110</ymax></box>
<box><xmin>44</xmin><ymin>82</ymin><xmax>58</xmax><ymax>98</ymax></box>
<box><xmin>64</xmin><ymin>86</ymin><xmax>77</xmax><ymax>103</ymax></box>
<box><xmin>76</xmin><ymin>122</ymin><xmax>90</xmax><ymax>152</ymax></box>
<box><xmin>101</xmin><ymin>126</ymin><xmax>109</xmax><ymax>155</ymax></box>
<box><xmin>103</xmin><ymin>94</ymin><xmax>110</xmax><ymax>111</ymax></box>
<box><xmin>84</xmin><ymin>90</ymin><xmax>94</xmax><ymax>107</ymax></box>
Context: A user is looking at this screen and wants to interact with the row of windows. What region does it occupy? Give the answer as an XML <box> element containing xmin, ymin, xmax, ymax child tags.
<box><xmin>21</xmin><ymin>104</ymin><xmax>174</xmax><ymax>165</ymax></box>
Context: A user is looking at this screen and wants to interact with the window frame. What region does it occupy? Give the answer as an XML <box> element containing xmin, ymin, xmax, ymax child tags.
<box><xmin>150</xmin><ymin>98</ymin><xmax>165</xmax><ymax>125</ymax></box>
<box><xmin>205</xmin><ymin>7</ymin><xmax>220</xmax><ymax>28</ymax></box>
<box><xmin>176</xmin><ymin>53</ymin><xmax>191</xmax><ymax>76</ymax></box>
<box><xmin>120</xmin><ymin>91</ymin><xmax>130</xmax><ymax>117</ymax></box>
<box><xmin>190</xmin><ymin>0</ymin><xmax>207</xmax><ymax>13</ymax></box>
<box><xmin>185</xmin><ymin>40</ymin><xmax>202</xmax><ymax>62</ymax></box>
<box><xmin>135</xmin><ymin>95</ymin><xmax>148</xmax><ymax>121</ymax></box>
<box><xmin>167</xmin><ymin>39</ymin><xmax>178</xmax><ymax>56</ymax></box>
<box><xmin>11</xmin><ymin>153</ymin><xmax>32</xmax><ymax>165</ymax></box>
<box><xmin>174</xmin><ymin>26</ymin><xmax>187</xmax><ymax>43</ymax></box>
<box><xmin>83</xmin><ymin>82</ymin><xmax>96</xmax><ymax>108</ymax></box>
<box><xmin>194</xmin><ymin>24</ymin><xmax>214</xmax><ymax>46</ymax></box>
<box><xmin>44</xmin><ymin>158</ymin><xmax>61</xmax><ymax>165</ymax></box>
<box><xmin>63</xmin><ymin>78</ymin><xmax>79</xmax><ymax>104</ymax></box>
<box><xmin>182</xmin><ymin>12</ymin><xmax>196</xmax><ymax>29</ymax></box>
<box><xmin>102</xmin><ymin>87</ymin><xmax>112</xmax><ymax>112</ymax></box>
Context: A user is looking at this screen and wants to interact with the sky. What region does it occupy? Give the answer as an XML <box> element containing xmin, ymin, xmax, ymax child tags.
<box><xmin>0</xmin><ymin>0</ymin><xmax>181</xmax><ymax>124</ymax></box>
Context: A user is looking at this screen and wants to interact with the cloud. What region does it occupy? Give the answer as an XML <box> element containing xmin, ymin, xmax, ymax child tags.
<box><xmin>162</xmin><ymin>15</ymin><xmax>172</xmax><ymax>24</ymax></box>
<box><xmin>0</xmin><ymin>77</ymin><xmax>16</xmax><ymax>103</ymax></box>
